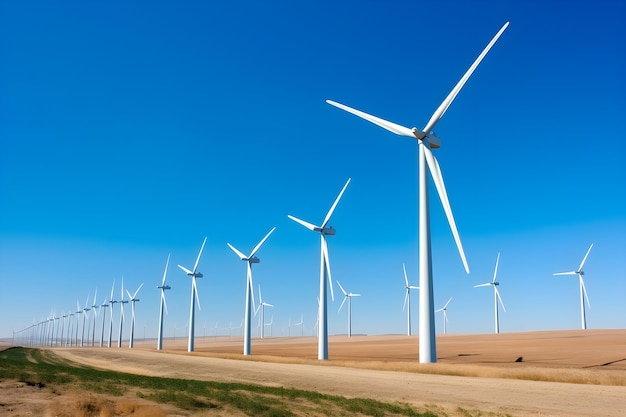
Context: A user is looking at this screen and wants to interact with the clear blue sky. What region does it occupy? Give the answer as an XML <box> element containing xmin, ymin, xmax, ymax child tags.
<box><xmin>1</xmin><ymin>0</ymin><xmax>625</xmax><ymax>341</ymax></box>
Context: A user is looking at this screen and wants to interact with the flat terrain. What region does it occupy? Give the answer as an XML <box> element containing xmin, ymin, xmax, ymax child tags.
<box><xmin>4</xmin><ymin>329</ymin><xmax>626</xmax><ymax>416</ymax></box>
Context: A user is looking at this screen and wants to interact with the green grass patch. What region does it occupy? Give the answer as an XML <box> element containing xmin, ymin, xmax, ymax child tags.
<box><xmin>0</xmin><ymin>347</ymin><xmax>441</xmax><ymax>416</ymax></box>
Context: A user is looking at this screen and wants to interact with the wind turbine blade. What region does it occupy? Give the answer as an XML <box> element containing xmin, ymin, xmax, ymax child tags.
<box><xmin>162</xmin><ymin>254</ymin><xmax>170</xmax><ymax>286</ymax></box>
<box><xmin>110</xmin><ymin>281</ymin><xmax>115</xmax><ymax>301</ymax></box>
<box><xmin>474</xmin><ymin>283</ymin><xmax>491</xmax><ymax>288</ymax></box>
<box><xmin>227</xmin><ymin>243</ymin><xmax>247</xmax><ymax>260</ymax></box>
<box><xmin>338</xmin><ymin>295</ymin><xmax>347</xmax><ymax>312</ymax></box>
<box><xmin>403</xmin><ymin>290</ymin><xmax>409</xmax><ymax>312</ymax></box>
<box><xmin>288</xmin><ymin>215</ymin><xmax>318</xmax><ymax>231</ymax></box>
<box><xmin>578</xmin><ymin>243</ymin><xmax>594</xmax><ymax>272</ymax></box>
<box><xmin>322</xmin><ymin>237</ymin><xmax>335</xmax><ymax>302</ymax></box>
<box><xmin>409</xmin><ymin>286</ymin><xmax>419</xmax><ymax>290</ymax></box>
<box><xmin>248</xmin><ymin>266</ymin><xmax>256</xmax><ymax>315</ymax></box>
<box><xmin>422</xmin><ymin>22</ymin><xmax>509</xmax><ymax>133</ymax></box>
<box><xmin>423</xmin><ymin>146</ymin><xmax>469</xmax><ymax>273</ymax></box>
<box><xmin>193</xmin><ymin>278</ymin><xmax>201</xmax><ymax>311</ymax></box>
<box><xmin>133</xmin><ymin>283</ymin><xmax>144</xmax><ymax>299</ymax></box>
<box><xmin>265</xmin><ymin>303</ymin><xmax>274</xmax><ymax>308</ymax></box>
<box><xmin>326</xmin><ymin>100</ymin><xmax>417</xmax><ymax>138</ymax></box>
<box><xmin>161</xmin><ymin>291</ymin><xmax>168</xmax><ymax>315</ymax></box>
<box><xmin>403</xmin><ymin>263</ymin><xmax>409</xmax><ymax>287</ymax></box>
<box><xmin>444</xmin><ymin>297</ymin><xmax>453</xmax><ymax>309</ymax></box>
<box><xmin>321</xmin><ymin>178</ymin><xmax>351</xmax><ymax>229</ymax></box>
<box><xmin>249</xmin><ymin>227</ymin><xmax>276</xmax><ymax>258</ymax></box>
<box><xmin>351</xmin><ymin>293</ymin><xmax>361</xmax><ymax>297</ymax></box>
<box><xmin>178</xmin><ymin>264</ymin><xmax>193</xmax><ymax>275</ymax></box>
<box><xmin>336</xmin><ymin>280</ymin><xmax>347</xmax><ymax>296</ymax></box>
<box><xmin>580</xmin><ymin>276</ymin><xmax>591</xmax><ymax>308</ymax></box>
<box><xmin>193</xmin><ymin>237</ymin><xmax>207</xmax><ymax>274</ymax></box>
<box><xmin>92</xmin><ymin>289</ymin><xmax>98</xmax><ymax>306</ymax></box>
<box><xmin>492</xmin><ymin>252</ymin><xmax>500</xmax><ymax>283</ymax></box>
<box><xmin>495</xmin><ymin>287</ymin><xmax>506</xmax><ymax>312</ymax></box>
<box><xmin>553</xmin><ymin>271</ymin><xmax>577</xmax><ymax>276</ymax></box>
<box><xmin>126</xmin><ymin>289</ymin><xmax>133</xmax><ymax>300</ymax></box>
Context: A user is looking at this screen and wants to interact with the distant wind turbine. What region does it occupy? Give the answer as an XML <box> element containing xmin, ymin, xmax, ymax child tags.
<box><xmin>327</xmin><ymin>22</ymin><xmax>508</xmax><ymax>363</ymax></box>
<box><xmin>255</xmin><ymin>284</ymin><xmax>273</xmax><ymax>339</ymax></box>
<box><xmin>474</xmin><ymin>252</ymin><xmax>506</xmax><ymax>334</ymax></box>
<box><xmin>157</xmin><ymin>254</ymin><xmax>171</xmax><ymax>351</ymax></box>
<box><xmin>436</xmin><ymin>297</ymin><xmax>453</xmax><ymax>335</ymax></box>
<box><xmin>80</xmin><ymin>293</ymin><xmax>90</xmax><ymax>347</ymax></box>
<box><xmin>99</xmin><ymin>295</ymin><xmax>108</xmax><ymax>347</ymax></box>
<box><xmin>402</xmin><ymin>263</ymin><xmax>419</xmax><ymax>336</ymax></box>
<box><xmin>288</xmin><ymin>178</ymin><xmax>351</xmax><ymax>360</ymax></box>
<box><xmin>118</xmin><ymin>278</ymin><xmax>128</xmax><ymax>348</ymax></box>
<box><xmin>227</xmin><ymin>227</ymin><xmax>276</xmax><ymax>355</ymax></box>
<box><xmin>294</xmin><ymin>314</ymin><xmax>304</xmax><ymax>337</ymax></box>
<box><xmin>553</xmin><ymin>243</ymin><xmax>593</xmax><ymax>329</ymax></box>
<box><xmin>108</xmin><ymin>281</ymin><xmax>117</xmax><ymax>348</ymax></box>
<box><xmin>178</xmin><ymin>237</ymin><xmax>207</xmax><ymax>352</ymax></box>
<box><xmin>337</xmin><ymin>281</ymin><xmax>360</xmax><ymax>337</ymax></box>
<box><xmin>126</xmin><ymin>283</ymin><xmax>143</xmax><ymax>348</ymax></box>
<box><xmin>90</xmin><ymin>290</ymin><xmax>98</xmax><ymax>346</ymax></box>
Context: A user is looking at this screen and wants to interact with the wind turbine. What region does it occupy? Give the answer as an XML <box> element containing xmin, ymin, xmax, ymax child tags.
<box><xmin>108</xmin><ymin>281</ymin><xmax>117</xmax><ymax>348</ymax></box>
<box><xmin>157</xmin><ymin>254</ymin><xmax>171</xmax><ymax>351</ymax></box>
<box><xmin>337</xmin><ymin>281</ymin><xmax>360</xmax><ymax>337</ymax></box>
<box><xmin>255</xmin><ymin>284</ymin><xmax>273</xmax><ymax>339</ymax></box>
<box><xmin>99</xmin><ymin>295</ymin><xmax>108</xmax><ymax>347</ymax></box>
<box><xmin>80</xmin><ymin>294</ymin><xmax>91</xmax><ymax>347</ymax></box>
<box><xmin>126</xmin><ymin>283</ymin><xmax>143</xmax><ymax>348</ymax></box>
<box><xmin>288</xmin><ymin>178</ymin><xmax>351</xmax><ymax>360</ymax></box>
<box><xmin>402</xmin><ymin>263</ymin><xmax>419</xmax><ymax>336</ymax></box>
<box><xmin>227</xmin><ymin>227</ymin><xmax>276</xmax><ymax>355</ymax></box>
<box><xmin>118</xmin><ymin>279</ymin><xmax>128</xmax><ymax>348</ymax></box>
<box><xmin>553</xmin><ymin>243</ymin><xmax>593</xmax><ymax>330</ymax></box>
<box><xmin>474</xmin><ymin>252</ymin><xmax>506</xmax><ymax>334</ymax></box>
<box><xmin>90</xmin><ymin>290</ymin><xmax>98</xmax><ymax>346</ymax></box>
<box><xmin>74</xmin><ymin>300</ymin><xmax>82</xmax><ymax>346</ymax></box>
<box><xmin>178</xmin><ymin>237</ymin><xmax>207</xmax><ymax>352</ymax></box>
<box><xmin>265</xmin><ymin>315</ymin><xmax>274</xmax><ymax>337</ymax></box>
<box><xmin>436</xmin><ymin>297</ymin><xmax>453</xmax><ymax>335</ymax></box>
<box><xmin>294</xmin><ymin>314</ymin><xmax>304</xmax><ymax>337</ymax></box>
<box><xmin>67</xmin><ymin>311</ymin><xmax>74</xmax><ymax>347</ymax></box>
<box><xmin>326</xmin><ymin>22</ymin><xmax>508</xmax><ymax>363</ymax></box>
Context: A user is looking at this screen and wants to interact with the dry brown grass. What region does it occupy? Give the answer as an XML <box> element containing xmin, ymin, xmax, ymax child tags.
<box><xmin>45</xmin><ymin>392</ymin><xmax>169</xmax><ymax>417</ymax></box>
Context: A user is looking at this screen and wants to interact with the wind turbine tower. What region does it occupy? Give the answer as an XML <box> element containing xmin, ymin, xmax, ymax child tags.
<box><xmin>100</xmin><ymin>296</ymin><xmax>109</xmax><ymax>347</ymax></box>
<box><xmin>227</xmin><ymin>227</ymin><xmax>276</xmax><ymax>355</ymax></box>
<box><xmin>553</xmin><ymin>243</ymin><xmax>594</xmax><ymax>329</ymax></box>
<box><xmin>326</xmin><ymin>23</ymin><xmax>508</xmax><ymax>362</ymax></box>
<box><xmin>178</xmin><ymin>237</ymin><xmax>207</xmax><ymax>352</ymax></box>
<box><xmin>402</xmin><ymin>263</ymin><xmax>419</xmax><ymax>336</ymax></box>
<box><xmin>90</xmin><ymin>290</ymin><xmax>98</xmax><ymax>346</ymax></box>
<box><xmin>474</xmin><ymin>253</ymin><xmax>506</xmax><ymax>333</ymax></box>
<box><xmin>288</xmin><ymin>178</ymin><xmax>351</xmax><ymax>360</ymax></box>
<box><xmin>126</xmin><ymin>283</ymin><xmax>143</xmax><ymax>348</ymax></box>
<box><xmin>157</xmin><ymin>254</ymin><xmax>171</xmax><ymax>351</ymax></box>
<box><xmin>337</xmin><ymin>281</ymin><xmax>360</xmax><ymax>337</ymax></box>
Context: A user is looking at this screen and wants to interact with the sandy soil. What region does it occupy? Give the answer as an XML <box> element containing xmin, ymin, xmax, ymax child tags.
<box><xmin>4</xmin><ymin>330</ymin><xmax>626</xmax><ymax>416</ymax></box>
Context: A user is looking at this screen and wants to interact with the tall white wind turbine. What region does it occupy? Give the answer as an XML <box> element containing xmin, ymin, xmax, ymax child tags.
<box><xmin>294</xmin><ymin>314</ymin><xmax>304</xmax><ymax>337</ymax></box>
<box><xmin>326</xmin><ymin>23</ymin><xmax>508</xmax><ymax>363</ymax></box>
<box><xmin>99</xmin><ymin>295</ymin><xmax>108</xmax><ymax>347</ymax></box>
<box><xmin>436</xmin><ymin>297</ymin><xmax>453</xmax><ymax>335</ymax></box>
<box><xmin>90</xmin><ymin>290</ymin><xmax>98</xmax><ymax>346</ymax></box>
<box><xmin>255</xmin><ymin>284</ymin><xmax>273</xmax><ymax>339</ymax></box>
<box><xmin>553</xmin><ymin>243</ymin><xmax>593</xmax><ymax>330</ymax></box>
<box><xmin>402</xmin><ymin>263</ymin><xmax>419</xmax><ymax>336</ymax></box>
<box><xmin>157</xmin><ymin>254</ymin><xmax>171</xmax><ymax>351</ymax></box>
<box><xmin>288</xmin><ymin>178</ymin><xmax>351</xmax><ymax>360</ymax></box>
<box><xmin>227</xmin><ymin>227</ymin><xmax>276</xmax><ymax>355</ymax></box>
<box><xmin>107</xmin><ymin>281</ymin><xmax>117</xmax><ymax>348</ymax></box>
<box><xmin>178</xmin><ymin>237</ymin><xmax>207</xmax><ymax>352</ymax></box>
<box><xmin>337</xmin><ymin>281</ymin><xmax>360</xmax><ymax>337</ymax></box>
<box><xmin>118</xmin><ymin>279</ymin><xmax>128</xmax><ymax>348</ymax></box>
<box><xmin>474</xmin><ymin>252</ymin><xmax>506</xmax><ymax>334</ymax></box>
<box><xmin>80</xmin><ymin>294</ymin><xmax>91</xmax><ymax>347</ymax></box>
<box><xmin>126</xmin><ymin>283</ymin><xmax>143</xmax><ymax>348</ymax></box>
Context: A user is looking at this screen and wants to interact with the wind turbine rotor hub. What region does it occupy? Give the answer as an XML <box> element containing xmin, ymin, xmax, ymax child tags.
<box><xmin>493</xmin><ymin>282</ymin><xmax>499</xmax><ymax>286</ymax></box>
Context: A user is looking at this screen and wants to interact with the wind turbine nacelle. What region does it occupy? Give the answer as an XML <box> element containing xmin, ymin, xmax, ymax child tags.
<box><xmin>194</xmin><ymin>273</ymin><xmax>203</xmax><ymax>278</ymax></box>
<box><xmin>249</xmin><ymin>256</ymin><xmax>260</xmax><ymax>264</ymax></box>
<box><xmin>322</xmin><ymin>227</ymin><xmax>336</xmax><ymax>236</ymax></box>
<box><xmin>426</xmin><ymin>133</ymin><xmax>441</xmax><ymax>149</ymax></box>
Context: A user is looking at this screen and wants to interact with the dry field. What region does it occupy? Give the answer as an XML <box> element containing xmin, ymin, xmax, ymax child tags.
<box><xmin>3</xmin><ymin>329</ymin><xmax>626</xmax><ymax>416</ymax></box>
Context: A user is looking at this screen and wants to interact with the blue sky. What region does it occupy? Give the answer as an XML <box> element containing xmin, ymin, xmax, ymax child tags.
<box><xmin>1</xmin><ymin>0</ymin><xmax>625</xmax><ymax>342</ymax></box>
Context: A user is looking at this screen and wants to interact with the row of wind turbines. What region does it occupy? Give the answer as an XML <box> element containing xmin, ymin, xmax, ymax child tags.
<box><xmin>14</xmin><ymin>21</ymin><xmax>596</xmax><ymax>363</ymax></box>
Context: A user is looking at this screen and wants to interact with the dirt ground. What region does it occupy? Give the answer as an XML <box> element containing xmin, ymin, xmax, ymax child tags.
<box><xmin>2</xmin><ymin>329</ymin><xmax>626</xmax><ymax>416</ymax></box>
